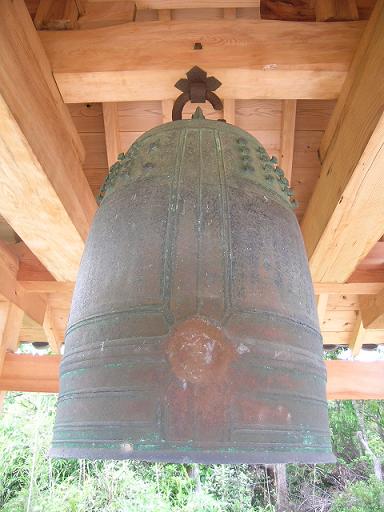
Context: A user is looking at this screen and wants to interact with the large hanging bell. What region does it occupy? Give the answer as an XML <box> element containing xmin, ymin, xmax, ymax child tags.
<box><xmin>51</xmin><ymin>109</ymin><xmax>335</xmax><ymax>464</ymax></box>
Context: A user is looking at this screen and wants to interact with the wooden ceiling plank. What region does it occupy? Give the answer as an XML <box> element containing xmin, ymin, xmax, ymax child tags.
<box><xmin>39</xmin><ymin>19</ymin><xmax>364</xmax><ymax>103</ymax></box>
<box><xmin>280</xmin><ymin>99</ymin><xmax>296</xmax><ymax>184</ymax></box>
<box><xmin>0</xmin><ymin>242</ymin><xmax>46</xmax><ymax>325</ymax></box>
<box><xmin>301</xmin><ymin>0</ymin><xmax>384</xmax><ymax>283</ymax></box>
<box><xmin>0</xmin><ymin>0</ymin><xmax>97</xmax><ymax>281</ymax></box>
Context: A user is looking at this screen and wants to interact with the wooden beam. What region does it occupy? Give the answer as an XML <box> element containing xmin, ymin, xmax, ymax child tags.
<box><xmin>158</xmin><ymin>9</ymin><xmax>172</xmax><ymax>21</ymax></box>
<box><xmin>223</xmin><ymin>99</ymin><xmax>236</xmax><ymax>124</ymax></box>
<box><xmin>0</xmin><ymin>353</ymin><xmax>60</xmax><ymax>393</ymax></box>
<box><xmin>326</xmin><ymin>361</ymin><xmax>384</xmax><ymax>400</ymax></box>
<box><xmin>0</xmin><ymin>242</ymin><xmax>46</xmax><ymax>325</ymax></box>
<box><xmin>39</xmin><ymin>19</ymin><xmax>364</xmax><ymax>103</ymax></box>
<box><xmin>0</xmin><ymin>0</ymin><xmax>96</xmax><ymax>281</ymax></box>
<box><xmin>0</xmin><ymin>302</ymin><xmax>23</xmax><ymax>369</ymax></box>
<box><xmin>280</xmin><ymin>100</ymin><xmax>296</xmax><ymax>184</ymax></box>
<box><xmin>135</xmin><ymin>0</ymin><xmax>260</xmax><ymax>7</ymax></box>
<box><xmin>34</xmin><ymin>0</ymin><xmax>81</xmax><ymax>30</ymax></box>
<box><xmin>161</xmin><ymin>99</ymin><xmax>174</xmax><ymax>123</ymax></box>
<box><xmin>43</xmin><ymin>305</ymin><xmax>63</xmax><ymax>354</ymax></box>
<box><xmin>315</xmin><ymin>0</ymin><xmax>359</xmax><ymax>22</ymax></box>
<box><xmin>1</xmin><ymin>354</ymin><xmax>382</xmax><ymax>399</ymax></box>
<box><xmin>350</xmin><ymin>311</ymin><xmax>366</xmax><ymax>356</ymax></box>
<box><xmin>78</xmin><ymin>1</ymin><xmax>136</xmax><ymax>29</ymax></box>
<box><xmin>314</xmin><ymin>282</ymin><xmax>384</xmax><ymax>295</ymax></box>
<box><xmin>102</xmin><ymin>103</ymin><xmax>122</xmax><ymax>167</ymax></box>
<box><xmin>0</xmin><ymin>301</ymin><xmax>23</xmax><ymax>412</ymax></box>
<box><xmin>360</xmin><ymin>291</ymin><xmax>384</xmax><ymax>329</ymax></box>
<box><xmin>301</xmin><ymin>0</ymin><xmax>384</xmax><ymax>283</ymax></box>
<box><xmin>19</xmin><ymin>281</ymin><xmax>75</xmax><ymax>294</ymax></box>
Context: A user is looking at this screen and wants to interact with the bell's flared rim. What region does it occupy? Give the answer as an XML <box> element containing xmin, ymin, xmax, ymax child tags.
<box><xmin>50</xmin><ymin>446</ymin><xmax>336</xmax><ymax>465</ymax></box>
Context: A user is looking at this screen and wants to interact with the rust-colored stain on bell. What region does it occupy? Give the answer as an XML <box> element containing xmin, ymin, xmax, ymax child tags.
<box><xmin>51</xmin><ymin>110</ymin><xmax>335</xmax><ymax>464</ymax></box>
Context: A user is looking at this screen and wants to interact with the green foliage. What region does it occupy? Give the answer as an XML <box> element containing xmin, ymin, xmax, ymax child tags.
<box><xmin>0</xmin><ymin>393</ymin><xmax>383</xmax><ymax>511</ymax></box>
<box><xmin>330</xmin><ymin>476</ymin><xmax>384</xmax><ymax>512</ymax></box>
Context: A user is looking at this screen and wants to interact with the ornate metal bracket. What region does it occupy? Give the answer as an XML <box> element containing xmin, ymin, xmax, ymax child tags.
<box><xmin>172</xmin><ymin>66</ymin><xmax>223</xmax><ymax>121</ymax></box>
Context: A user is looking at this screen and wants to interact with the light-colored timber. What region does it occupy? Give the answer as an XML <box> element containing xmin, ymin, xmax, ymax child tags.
<box><xmin>301</xmin><ymin>0</ymin><xmax>384</xmax><ymax>283</ymax></box>
<box><xmin>1</xmin><ymin>354</ymin><xmax>383</xmax><ymax>399</ymax></box>
<box><xmin>39</xmin><ymin>20</ymin><xmax>364</xmax><ymax>103</ymax></box>
<box><xmin>0</xmin><ymin>0</ymin><xmax>96</xmax><ymax>281</ymax></box>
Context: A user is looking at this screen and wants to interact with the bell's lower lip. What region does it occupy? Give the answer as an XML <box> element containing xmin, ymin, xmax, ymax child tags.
<box><xmin>49</xmin><ymin>446</ymin><xmax>336</xmax><ymax>465</ymax></box>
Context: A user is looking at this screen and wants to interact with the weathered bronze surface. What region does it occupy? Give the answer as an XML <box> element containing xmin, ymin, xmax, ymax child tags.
<box><xmin>51</xmin><ymin>113</ymin><xmax>335</xmax><ymax>463</ymax></box>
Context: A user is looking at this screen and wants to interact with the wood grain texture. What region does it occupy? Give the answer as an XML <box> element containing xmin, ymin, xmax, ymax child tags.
<box><xmin>350</xmin><ymin>311</ymin><xmax>366</xmax><ymax>356</ymax></box>
<box><xmin>0</xmin><ymin>242</ymin><xmax>46</xmax><ymax>325</ymax></box>
<box><xmin>0</xmin><ymin>302</ymin><xmax>23</xmax><ymax>371</ymax></box>
<box><xmin>39</xmin><ymin>19</ymin><xmax>364</xmax><ymax>102</ymax></box>
<box><xmin>1</xmin><ymin>354</ymin><xmax>382</xmax><ymax>399</ymax></box>
<box><xmin>78</xmin><ymin>0</ymin><xmax>136</xmax><ymax>28</ymax></box>
<box><xmin>103</xmin><ymin>103</ymin><xmax>122</xmax><ymax>167</ymax></box>
<box><xmin>0</xmin><ymin>0</ymin><xmax>96</xmax><ymax>281</ymax></box>
<box><xmin>301</xmin><ymin>0</ymin><xmax>384</xmax><ymax>282</ymax></box>
<box><xmin>360</xmin><ymin>290</ymin><xmax>384</xmax><ymax>329</ymax></box>
<box><xmin>315</xmin><ymin>0</ymin><xmax>359</xmax><ymax>21</ymax></box>
<box><xmin>280</xmin><ymin>99</ymin><xmax>296</xmax><ymax>184</ymax></box>
<box><xmin>43</xmin><ymin>305</ymin><xmax>63</xmax><ymax>354</ymax></box>
<box><xmin>326</xmin><ymin>361</ymin><xmax>384</xmax><ymax>400</ymax></box>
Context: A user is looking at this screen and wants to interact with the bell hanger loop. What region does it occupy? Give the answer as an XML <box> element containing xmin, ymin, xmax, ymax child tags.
<box><xmin>172</xmin><ymin>66</ymin><xmax>223</xmax><ymax>121</ymax></box>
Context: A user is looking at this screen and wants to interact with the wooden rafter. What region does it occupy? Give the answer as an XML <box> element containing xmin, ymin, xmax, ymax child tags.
<box><xmin>0</xmin><ymin>0</ymin><xmax>96</xmax><ymax>281</ymax></box>
<box><xmin>301</xmin><ymin>0</ymin><xmax>384</xmax><ymax>283</ymax></box>
<box><xmin>39</xmin><ymin>19</ymin><xmax>363</xmax><ymax>103</ymax></box>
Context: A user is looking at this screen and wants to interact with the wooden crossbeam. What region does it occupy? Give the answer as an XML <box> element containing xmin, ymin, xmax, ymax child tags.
<box><xmin>1</xmin><ymin>353</ymin><xmax>382</xmax><ymax>399</ymax></box>
<box><xmin>0</xmin><ymin>0</ymin><xmax>96</xmax><ymax>282</ymax></box>
<box><xmin>301</xmin><ymin>0</ymin><xmax>384</xmax><ymax>283</ymax></box>
<box><xmin>359</xmin><ymin>290</ymin><xmax>384</xmax><ymax>329</ymax></box>
<box><xmin>0</xmin><ymin>242</ymin><xmax>46</xmax><ymax>325</ymax></box>
<box><xmin>326</xmin><ymin>361</ymin><xmax>384</xmax><ymax>400</ymax></box>
<box><xmin>134</xmin><ymin>0</ymin><xmax>260</xmax><ymax>8</ymax></box>
<box><xmin>39</xmin><ymin>19</ymin><xmax>363</xmax><ymax>103</ymax></box>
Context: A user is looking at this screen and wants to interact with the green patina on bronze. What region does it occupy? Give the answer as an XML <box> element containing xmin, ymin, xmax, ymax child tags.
<box><xmin>97</xmin><ymin>109</ymin><xmax>298</xmax><ymax>209</ymax></box>
<box><xmin>51</xmin><ymin>109</ymin><xmax>333</xmax><ymax>464</ymax></box>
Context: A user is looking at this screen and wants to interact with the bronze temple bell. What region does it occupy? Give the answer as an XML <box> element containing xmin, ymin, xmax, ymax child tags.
<box><xmin>51</xmin><ymin>69</ymin><xmax>335</xmax><ymax>464</ymax></box>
